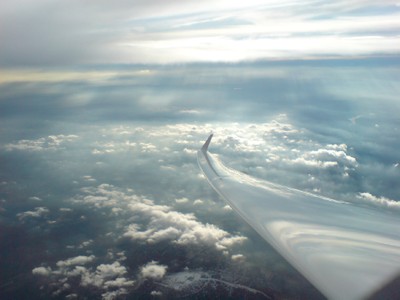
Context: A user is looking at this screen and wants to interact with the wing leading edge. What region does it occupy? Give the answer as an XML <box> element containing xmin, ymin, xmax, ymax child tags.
<box><xmin>197</xmin><ymin>134</ymin><xmax>400</xmax><ymax>300</ymax></box>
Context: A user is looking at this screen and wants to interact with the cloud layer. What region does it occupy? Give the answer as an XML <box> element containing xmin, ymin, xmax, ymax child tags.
<box><xmin>1</xmin><ymin>0</ymin><xmax>400</xmax><ymax>65</ymax></box>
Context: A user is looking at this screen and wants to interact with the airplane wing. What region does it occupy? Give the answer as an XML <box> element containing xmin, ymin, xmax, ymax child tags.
<box><xmin>198</xmin><ymin>134</ymin><xmax>400</xmax><ymax>300</ymax></box>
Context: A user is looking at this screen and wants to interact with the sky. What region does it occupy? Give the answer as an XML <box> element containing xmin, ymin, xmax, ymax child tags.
<box><xmin>1</xmin><ymin>1</ymin><xmax>400</xmax><ymax>299</ymax></box>
<box><xmin>1</xmin><ymin>0</ymin><xmax>400</xmax><ymax>66</ymax></box>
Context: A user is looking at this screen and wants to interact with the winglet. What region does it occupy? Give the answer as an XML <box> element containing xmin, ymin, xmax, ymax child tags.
<box><xmin>201</xmin><ymin>134</ymin><xmax>213</xmax><ymax>152</ymax></box>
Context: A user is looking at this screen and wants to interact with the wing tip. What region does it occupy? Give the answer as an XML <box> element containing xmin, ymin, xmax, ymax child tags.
<box><xmin>201</xmin><ymin>133</ymin><xmax>213</xmax><ymax>152</ymax></box>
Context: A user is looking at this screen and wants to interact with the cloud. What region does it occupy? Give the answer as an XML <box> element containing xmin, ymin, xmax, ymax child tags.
<box><xmin>231</xmin><ymin>254</ymin><xmax>245</xmax><ymax>262</ymax></box>
<box><xmin>56</xmin><ymin>255</ymin><xmax>95</xmax><ymax>268</ymax></box>
<box><xmin>175</xmin><ymin>197</ymin><xmax>189</xmax><ymax>204</ymax></box>
<box><xmin>193</xmin><ymin>199</ymin><xmax>204</xmax><ymax>205</ymax></box>
<box><xmin>32</xmin><ymin>258</ymin><xmax>134</xmax><ymax>300</ymax></box>
<box><xmin>32</xmin><ymin>266</ymin><xmax>52</xmax><ymax>276</ymax></box>
<box><xmin>1</xmin><ymin>0</ymin><xmax>399</xmax><ymax>66</ymax></box>
<box><xmin>140</xmin><ymin>261</ymin><xmax>168</xmax><ymax>280</ymax></box>
<box><xmin>290</xmin><ymin>157</ymin><xmax>338</xmax><ymax>168</ymax></box>
<box><xmin>72</xmin><ymin>183</ymin><xmax>247</xmax><ymax>252</ymax></box>
<box><xmin>223</xmin><ymin>205</ymin><xmax>233</xmax><ymax>211</ymax></box>
<box><xmin>4</xmin><ymin>135</ymin><xmax>78</xmax><ymax>151</ymax></box>
<box><xmin>104</xmin><ymin>277</ymin><xmax>135</xmax><ymax>288</ymax></box>
<box><xmin>78</xmin><ymin>239</ymin><xmax>93</xmax><ymax>248</ymax></box>
<box><xmin>283</xmin><ymin>143</ymin><xmax>358</xmax><ymax>173</ymax></box>
<box><xmin>17</xmin><ymin>207</ymin><xmax>49</xmax><ymax>220</ymax></box>
<box><xmin>151</xmin><ymin>290</ymin><xmax>163</xmax><ymax>296</ymax></box>
<box><xmin>81</xmin><ymin>262</ymin><xmax>129</xmax><ymax>287</ymax></box>
<box><xmin>124</xmin><ymin>196</ymin><xmax>247</xmax><ymax>251</ymax></box>
<box><xmin>82</xmin><ymin>175</ymin><xmax>97</xmax><ymax>182</ymax></box>
<box><xmin>29</xmin><ymin>196</ymin><xmax>42</xmax><ymax>201</ymax></box>
<box><xmin>59</xmin><ymin>207</ymin><xmax>72</xmax><ymax>212</ymax></box>
<box><xmin>356</xmin><ymin>192</ymin><xmax>400</xmax><ymax>210</ymax></box>
<box><xmin>101</xmin><ymin>289</ymin><xmax>130</xmax><ymax>300</ymax></box>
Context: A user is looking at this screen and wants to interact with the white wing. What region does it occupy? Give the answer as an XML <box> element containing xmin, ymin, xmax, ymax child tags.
<box><xmin>198</xmin><ymin>134</ymin><xmax>400</xmax><ymax>300</ymax></box>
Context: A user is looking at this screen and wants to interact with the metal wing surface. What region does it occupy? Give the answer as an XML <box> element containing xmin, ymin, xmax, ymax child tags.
<box><xmin>197</xmin><ymin>134</ymin><xmax>400</xmax><ymax>300</ymax></box>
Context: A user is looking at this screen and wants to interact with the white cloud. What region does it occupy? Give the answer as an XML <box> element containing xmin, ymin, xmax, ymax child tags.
<box><xmin>140</xmin><ymin>261</ymin><xmax>168</xmax><ymax>280</ymax></box>
<box><xmin>309</xmin><ymin>148</ymin><xmax>357</xmax><ymax>166</ymax></box>
<box><xmin>148</xmin><ymin>227</ymin><xmax>181</xmax><ymax>243</ymax></box>
<box><xmin>32</xmin><ymin>266</ymin><xmax>52</xmax><ymax>276</ymax></box>
<box><xmin>73</xmin><ymin>183</ymin><xmax>247</xmax><ymax>252</ymax></box>
<box><xmin>4</xmin><ymin>135</ymin><xmax>78</xmax><ymax>151</ymax></box>
<box><xmin>60</xmin><ymin>207</ymin><xmax>72</xmax><ymax>212</ymax></box>
<box><xmin>104</xmin><ymin>277</ymin><xmax>135</xmax><ymax>288</ymax></box>
<box><xmin>33</xmin><ymin>256</ymin><xmax>134</xmax><ymax>300</ymax></box>
<box><xmin>150</xmin><ymin>290</ymin><xmax>163</xmax><ymax>296</ymax></box>
<box><xmin>231</xmin><ymin>254</ymin><xmax>245</xmax><ymax>262</ymax></box>
<box><xmin>17</xmin><ymin>207</ymin><xmax>49</xmax><ymax>220</ymax></box>
<box><xmin>290</xmin><ymin>157</ymin><xmax>338</xmax><ymax>168</ymax></box>
<box><xmin>78</xmin><ymin>239</ymin><xmax>93</xmax><ymax>249</ymax></box>
<box><xmin>193</xmin><ymin>199</ymin><xmax>204</xmax><ymax>205</ymax></box>
<box><xmin>124</xmin><ymin>197</ymin><xmax>247</xmax><ymax>251</ymax></box>
<box><xmin>83</xmin><ymin>175</ymin><xmax>96</xmax><ymax>182</ymax></box>
<box><xmin>175</xmin><ymin>197</ymin><xmax>189</xmax><ymax>204</ymax></box>
<box><xmin>357</xmin><ymin>192</ymin><xmax>400</xmax><ymax>210</ymax></box>
<box><xmin>56</xmin><ymin>255</ymin><xmax>95</xmax><ymax>268</ymax></box>
<box><xmin>139</xmin><ymin>142</ymin><xmax>157</xmax><ymax>153</ymax></box>
<box><xmin>80</xmin><ymin>262</ymin><xmax>129</xmax><ymax>288</ymax></box>
<box><xmin>101</xmin><ymin>289</ymin><xmax>129</xmax><ymax>300</ymax></box>
<box><xmin>223</xmin><ymin>205</ymin><xmax>233</xmax><ymax>211</ymax></box>
<box><xmin>285</xmin><ymin>143</ymin><xmax>358</xmax><ymax>176</ymax></box>
<box><xmin>2</xmin><ymin>0</ymin><xmax>399</xmax><ymax>66</ymax></box>
<box><xmin>29</xmin><ymin>196</ymin><xmax>42</xmax><ymax>201</ymax></box>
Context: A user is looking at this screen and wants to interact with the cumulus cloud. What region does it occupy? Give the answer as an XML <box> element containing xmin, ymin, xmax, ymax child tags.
<box><xmin>56</xmin><ymin>255</ymin><xmax>95</xmax><ymax>268</ymax></box>
<box><xmin>287</xmin><ymin>144</ymin><xmax>357</xmax><ymax>171</ymax></box>
<box><xmin>32</xmin><ymin>266</ymin><xmax>52</xmax><ymax>276</ymax></box>
<box><xmin>356</xmin><ymin>192</ymin><xmax>400</xmax><ymax>210</ymax></box>
<box><xmin>32</xmin><ymin>258</ymin><xmax>134</xmax><ymax>300</ymax></box>
<box><xmin>81</xmin><ymin>262</ymin><xmax>129</xmax><ymax>287</ymax></box>
<box><xmin>4</xmin><ymin>135</ymin><xmax>78</xmax><ymax>151</ymax></box>
<box><xmin>104</xmin><ymin>277</ymin><xmax>134</xmax><ymax>288</ymax></box>
<box><xmin>193</xmin><ymin>199</ymin><xmax>204</xmax><ymax>205</ymax></box>
<box><xmin>231</xmin><ymin>254</ymin><xmax>245</xmax><ymax>262</ymax></box>
<box><xmin>140</xmin><ymin>261</ymin><xmax>168</xmax><ymax>280</ymax></box>
<box><xmin>175</xmin><ymin>197</ymin><xmax>189</xmax><ymax>204</ymax></box>
<box><xmin>73</xmin><ymin>183</ymin><xmax>247</xmax><ymax>252</ymax></box>
<box><xmin>78</xmin><ymin>239</ymin><xmax>93</xmax><ymax>248</ymax></box>
<box><xmin>59</xmin><ymin>207</ymin><xmax>72</xmax><ymax>212</ymax></box>
<box><xmin>151</xmin><ymin>290</ymin><xmax>163</xmax><ymax>296</ymax></box>
<box><xmin>223</xmin><ymin>205</ymin><xmax>233</xmax><ymax>211</ymax></box>
<box><xmin>72</xmin><ymin>184</ymin><xmax>128</xmax><ymax>208</ymax></box>
<box><xmin>124</xmin><ymin>197</ymin><xmax>247</xmax><ymax>251</ymax></box>
<box><xmin>17</xmin><ymin>207</ymin><xmax>49</xmax><ymax>220</ymax></box>
<box><xmin>101</xmin><ymin>289</ymin><xmax>130</xmax><ymax>300</ymax></box>
<box><xmin>29</xmin><ymin>196</ymin><xmax>42</xmax><ymax>201</ymax></box>
<box><xmin>83</xmin><ymin>175</ymin><xmax>96</xmax><ymax>182</ymax></box>
<box><xmin>290</xmin><ymin>157</ymin><xmax>338</xmax><ymax>168</ymax></box>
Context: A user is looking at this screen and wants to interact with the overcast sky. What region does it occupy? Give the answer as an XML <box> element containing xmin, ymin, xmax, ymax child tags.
<box><xmin>1</xmin><ymin>0</ymin><xmax>400</xmax><ymax>66</ymax></box>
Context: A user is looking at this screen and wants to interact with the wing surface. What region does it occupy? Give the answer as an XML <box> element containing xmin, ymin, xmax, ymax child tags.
<box><xmin>197</xmin><ymin>134</ymin><xmax>400</xmax><ymax>300</ymax></box>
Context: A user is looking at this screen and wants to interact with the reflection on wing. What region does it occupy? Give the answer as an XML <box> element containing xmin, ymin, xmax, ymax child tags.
<box><xmin>198</xmin><ymin>134</ymin><xmax>400</xmax><ymax>300</ymax></box>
